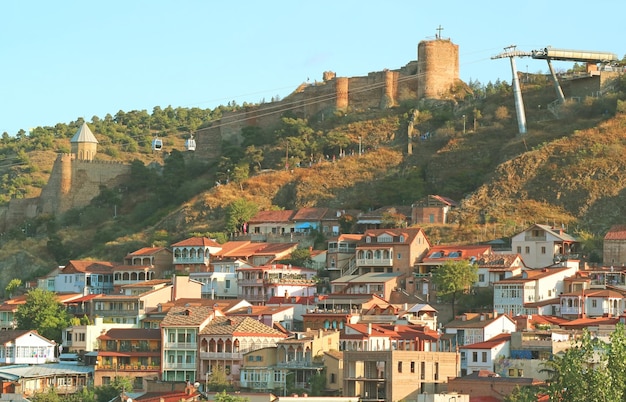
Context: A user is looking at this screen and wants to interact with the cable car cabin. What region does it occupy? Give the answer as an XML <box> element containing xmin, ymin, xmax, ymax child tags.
<box><xmin>185</xmin><ymin>135</ymin><xmax>196</xmax><ymax>151</ymax></box>
<box><xmin>152</xmin><ymin>137</ymin><xmax>163</xmax><ymax>151</ymax></box>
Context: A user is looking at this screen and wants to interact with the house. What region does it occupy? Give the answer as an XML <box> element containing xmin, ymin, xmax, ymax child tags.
<box><xmin>330</xmin><ymin>272</ymin><xmax>404</xmax><ymax>301</ymax></box>
<box><xmin>325</xmin><ymin>234</ymin><xmax>362</xmax><ymax>280</ymax></box>
<box><xmin>92</xmin><ymin>328</ymin><xmax>161</xmax><ymax>390</ymax></box>
<box><xmin>0</xmin><ymin>364</ymin><xmax>93</xmax><ymax>397</ymax></box>
<box><xmin>355</xmin><ymin>206</ymin><xmax>413</xmax><ymax>230</ymax></box>
<box><xmin>301</xmin><ymin>293</ymin><xmax>376</xmax><ymax>331</ymax></box>
<box><xmin>0</xmin><ymin>330</ymin><xmax>57</xmax><ymax>365</ymax></box>
<box><xmin>55</xmin><ymin>260</ymin><xmax>117</xmax><ymax>295</ymax></box>
<box><xmin>416</xmin><ymin>244</ymin><xmax>492</xmax><ymax>275</ymax></box>
<box><xmin>236</xmin><ymin>264</ymin><xmax>317</xmax><ymax>305</ymax></box>
<box><xmin>239</xmin><ymin>346</ymin><xmax>279</xmax><ymax>393</ymax></box>
<box><xmin>397</xmin><ymin>303</ymin><xmax>438</xmax><ymax>331</ymax></box>
<box><xmin>447</xmin><ymin>370</ymin><xmax>545</xmax><ymax>401</ymax></box>
<box><xmin>603</xmin><ymin>224</ymin><xmax>626</xmax><ymax>266</ymax></box>
<box><xmin>124</xmin><ymin>246</ymin><xmax>174</xmax><ymax>279</ymax></box>
<box><xmin>171</xmin><ymin>237</ymin><xmax>222</xmax><ymax>274</ymax></box>
<box><xmin>443</xmin><ymin>312</ymin><xmax>516</xmax><ymax>349</ymax></box>
<box><xmin>190</xmin><ymin>257</ymin><xmax>251</xmax><ymax>300</ymax></box>
<box><xmin>559</xmin><ymin>288</ymin><xmax>624</xmax><ymax>319</ymax></box>
<box><xmin>323</xmin><ymin>350</ymin><xmax>344</xmax><ymax>396</ymax></box>
<box><xmin>113</xmin><ymin>264</ymin><xmax>158</xmax><ymax>291</ymax></box>
<box><xmin>475</xmin><ymin>253</ymin><xmax>525</xmax><ymax>287</ymax></box>
<box><xmin>510</xmin><ymin>224</ymin><xmax>580</xmax><ymax>269</ymax></box>
<box><xmin>493</xmin><ymin>262</ymin><xmax>579</xmax><ymax>316</ymax></box>
<box><xmin>290</xmin><ymin>207</ymin><xmax>328</xmax><ymax>234</ymax></box>
<box><xmin>411</xmin><ymin>195</ymin><xmax>457</xmax><ymax>225</ymax></box>
<box><xmin>246</xmin><ymin>210</ymin><xmax>296</xmax><ymax>239</ymax></box>
<box><xmin>267</xmin><ymin>295</ymin><xmax>324</xmax><ymax>331</ymax></box>
<box><xmin>343</xmin><ymin>349</ymin><xmax>460</xmax><ymax>400</ymax></box>
<box><xmin>62</xmin><ymin>316</ymin><xmax>135</xmax><ymax>355</ymax></box>
<box><xmin>160</xmin><ymin>305</ymin><xmax>221</xmax><ymax>383</ymax></box>
<box><xmin>199</xmin><ymin>316</ymin><xmax>287</xmax><ymax>387</ymax></box>
<box><xmin>355</xmin><ymin>227</ymin><xmax>430</xmax><ymax>277</ymax></box>
<box><xmin>460</xmin><ymin>333</ymin><xmax>511</xmax><ymax>376</ymax></box>
<box><xmin>273</xmin><ymin>329</ymin><xmax>339</xmax><ymax>392</ymax></box>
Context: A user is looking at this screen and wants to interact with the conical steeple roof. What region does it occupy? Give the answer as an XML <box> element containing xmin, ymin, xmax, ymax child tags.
<box><xmin>70</xmin><ymin>122</ymin><xmax>98</xmax><ymax>144</ymax></box>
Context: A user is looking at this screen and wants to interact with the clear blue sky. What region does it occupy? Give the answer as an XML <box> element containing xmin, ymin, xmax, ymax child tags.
<box><xmin>1</xmin><ymin>0</ymin><xmax>624</xmax><ymax>135</ymax></box>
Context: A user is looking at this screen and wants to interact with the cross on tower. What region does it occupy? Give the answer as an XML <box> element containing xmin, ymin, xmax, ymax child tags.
<box><xmin>436</xmin><ymin>25</ymin><xmax>444</xmax><ymax>39</ymax></box>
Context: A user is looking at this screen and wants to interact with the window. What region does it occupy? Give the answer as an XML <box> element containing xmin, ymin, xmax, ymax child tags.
<box><xmin>330</xmin><ymin>373</ymin><xmax>336</xmax><ymax>383</ymax></box>
<box><xmin>397</xmin><ymin>253</ymin><xmax>402</xmax><ymax>259</ymax></box>
<box><xmin>516</xmin><ymin>246</ymin><xmax>521</xmax><ymax>253</ymax></box>
<box><xmin>397</xmin><ymin>362</ymin><xmax>402</xmax><ymax>373</ymax></box>
<box><xmin>410</xmin><ymin>361</ymin><xmax>415</xmax><ymax>373</ymax></box>
<box><xmin>225</xmin><ymin>280</ymin><xmax>231</xmax><ymax>289</ymax></box>
<box><xmin>541</xmin><ymin>246</ymin><xmax>546</xmax><ymax>254</ymax></box>
<box><xmin>525</xmin><ymin>246</ymin><xmax>530</xmax><ymax>254</ymax></box>
<box><xmin>482</xmin><ymin>352</ymin><xmax>487</xmax><ymax>362</ymax></box>
<box><xmin>592</xmin><ymin>299</ymin><xmax>597</xmax><ymax>308</ymax></box>
<box><xmin>420</xmin><ymin>362</ymin><xmax>425</xmax><ymax>380</ymax></box>
<box><xmin>472</xmin><ymin>352</ymin><xmax>478</xmax><ymax>362</ymax></box>
<box><xmin>478</xmin><ymin>274</ymin><xmax>485</xmax><ymax>282</ymax></box>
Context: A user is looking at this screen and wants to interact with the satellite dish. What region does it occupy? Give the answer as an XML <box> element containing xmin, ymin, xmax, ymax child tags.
<box><xmin>127</xmin><ymin>398</ymin><xmax>133</xmax><ymax>402</ymax></box>
<box><xmin>194</xmin><ymin>382</ymin><xmax>200</xmax><ymax>388</ymax></box>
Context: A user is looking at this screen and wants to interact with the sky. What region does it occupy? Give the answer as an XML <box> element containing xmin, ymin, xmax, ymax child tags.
<box><xmin>1</xmin><ymin>0</ymin><xmax>625</xmax><ymax>136</ymax></box>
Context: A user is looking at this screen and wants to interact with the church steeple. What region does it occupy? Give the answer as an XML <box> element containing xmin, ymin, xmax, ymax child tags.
<box><xmin>70</xmin><ymin>122</ymin><xmax>98</xmax><ymax>161</ymax></box>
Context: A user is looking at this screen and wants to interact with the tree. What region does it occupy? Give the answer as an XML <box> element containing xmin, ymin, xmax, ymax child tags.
<box><xmin>224</xmin><ymin>198</ymin><xmax>258</xmax><ymax>233</ymax></box>
<box><xmin>214</xmin><ymin>390</ymin><xmax>248</xmax><ymax>402</ymax></box>
<box><xmin>206</xmin><ymin>367</ymin><xmax>234</xmax><ymax>392</ymax></box>
<box><xmin>94</xmin><ymin>376</ymin><xmax>133</xmax><ymax>402</ymax></box>
<box><xmin>542</xmin><ymin>324</ymin><xmax>626</xmax><ymax>402</ymax></box>
<box><xmin>5</xmin><ymin>278</ymin><xmax>22</xmax><ymax>298</ymax></box>
<box><xmin>431</xmin><ymin>260</ymin><xmax>478</xmax><ymax>318</ymax></box>
<box><xmin>15</xmin><ymin>288</ymin><xmax>71</xmax><ymax>342</ymax></box>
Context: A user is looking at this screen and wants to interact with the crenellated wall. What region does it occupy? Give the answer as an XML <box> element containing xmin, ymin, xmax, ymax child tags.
<box><xmin>193</xmin><ymin>38</ymin><xmax>459</xmax><ymax>159</ymax></box>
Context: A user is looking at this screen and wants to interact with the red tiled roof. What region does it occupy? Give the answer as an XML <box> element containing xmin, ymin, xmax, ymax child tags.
<box><xmin>171</xmin><ymin>237</ymin><xmax>221</xmax><ymax>247</ymax></box>
<box><xmin>199</xmin><ymin>316</ymin><xmax>286</xmax><ymax>337</ymax></box>
<box><xmin>125</xmin><ymin>247</ymin><xmax>169</xmax><ymax>257</ymax></box>
<box><xmin>98</xmin><ymin>328</ymin><xmax>161</xmax><ymax>340</ymax></box>
<box><xmin>291</xmin><ymin>207</ymin><xmax>329</xmax><ymax>221</ymax></box>
<box><xmin>604</xmin><ymin>224</ymin><xmax>626</xmax><ymax>240</ymax></box>
<box><xmin>63</xmin><ymin>260</ymin><xmax>116</xmax><ymax>274</ymax></box>
<box><xmin>248</xmin><ymin>210</ymin><xmax>295</xmax><ymax>223</ymax></box>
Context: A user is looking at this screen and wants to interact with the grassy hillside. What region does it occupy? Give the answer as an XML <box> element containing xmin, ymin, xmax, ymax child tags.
<box><xmin>0</xmin><ymin>75</ymin><xmax>624</xmax><ymax>295</ymax></box>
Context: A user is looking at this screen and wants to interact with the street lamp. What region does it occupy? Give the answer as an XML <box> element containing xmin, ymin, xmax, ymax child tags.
<box><xmin>462</xmin><ymin>115</ymin><xmax>466</xmax><ymax>134</ymax></box>
<box><xmin>284</xmin><ymin>371</ymin><xmax>295</xmax><ymax>397</ymax></box>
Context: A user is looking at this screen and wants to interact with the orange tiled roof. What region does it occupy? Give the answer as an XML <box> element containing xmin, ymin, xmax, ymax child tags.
<box><xmin>63</xmin><ymin>260</ymin><xmax>116</xmax><ymax>274</ymax></box>
<box><xmin>291</xmin><ymin>207</ymin><xmax>329</xmax><ymax>221</ymax></box>
<box><xmin>460</xmin><ymin>333</ymin><xmax>511</xmax><ymax>350</ymax></box>
<box><xmin>604</xmin><ymin>224</ymin><xmax>626</xmax><ymax>240</ymax></box>
<box><xmin>199</xmin><ymin>316</ymin><xmax>286</xmax><ymax>337</ymax></box>
<box><xmin>125</xmin><ymin>247</ymin><xmax>169</xmax><ymax>257</ymax></box>
<box><xmin>248</xmin><ymin>210</ymin><xmax>295</xmax><ymax>223</ymax></box>
<box><xmin>161</xmin><ymin>306</ymin><xmax>215</xmax><ymax>327</ymax></box>
<box><xmin>171</xmin><ymin>237</ymin><xmax>221</xmax><ymax>247</ymax></box>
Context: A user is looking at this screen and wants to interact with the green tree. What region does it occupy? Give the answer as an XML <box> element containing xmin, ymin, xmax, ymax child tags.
<box><xmin>5</xmin><ymin>278</ymin><xmax>22</xmax><ymax>298</ymax></box>
<box><xmin>542</xmin><ymin>324</ymin><xmax>626</xmax><ymax>402</ymax></box>
<box><xmin>504</xmin><ymin>385</ymin><xmax>541</xmax><ymax>402</ymax></box>
<box><xmin>206</xmin><ymin>367</ymin><xmax>234</xmax><ymax>392</ymax></box>
<box><xmin>281</xmin><ymin>248</ymin><xmax>312</xmax><ymax>267</ymax></box>
<box><xmin>431</xmin><ymin>260</ymin><xmax>478</xmax><ymax>318</ymax></box>
<box><xmin>15</xmin><ymin>288</ymin><xmax>71</xmax><ymax>342</ymax></box>
<box><xmin>214</xmin><ymin>390</ymin><xmax>249</xmax><ymax>402</ymax></box>
<box><xmin>94</xmin><ymin>376</ymin><xmax>134</xmax><ymax>402</ymax></box>
<box><xmin>224</xmin><ymin>198</ymin><xmax>258</xmax><ymax>233</ymax></box>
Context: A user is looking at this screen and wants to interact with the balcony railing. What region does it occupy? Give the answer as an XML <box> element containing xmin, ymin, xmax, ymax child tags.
<box><xmin>164</xmin><ymin>342</ymin><xmax>197</xmax><ymax>350</ymax></box>
<box><xmin>162</xmin><ymin>362</ymin><xmax>196</xmax><ymax>370</ymax></box>
<box><xmin>356</xmin><ymin>258</ymin><xmax>393</xmax><ymax>267</ymax></box>
<box><xmin>199</xmin><ymin>352</ymin><xmax>243</xmax><ymax>360</ymax></box>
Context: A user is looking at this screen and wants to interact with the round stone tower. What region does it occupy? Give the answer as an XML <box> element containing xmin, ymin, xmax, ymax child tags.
<box><xmin>70</xmin><ymin>122</ymin><xmax>98</xmax><ymax>161</ymax></box>
<box><xmin>417</xmin><ymin>38</ymin><xmax>459</xmax><ymax>99</ymax></box>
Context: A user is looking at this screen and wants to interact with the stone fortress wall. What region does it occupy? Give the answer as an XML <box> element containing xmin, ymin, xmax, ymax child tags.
<box><xmin>194</xmin><ymin>38</ymin><xmax>460</xmax><ymax>158</ymax></box>
<box><xmin>0</xmin><ymin>38</ymin><xmax>460</xmax><ymax>231</ymax></box>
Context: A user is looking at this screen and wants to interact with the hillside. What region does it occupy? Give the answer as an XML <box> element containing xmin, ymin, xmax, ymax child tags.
<box><xmin>0</xmin><ymin>76</ymin><xmax>624</xmax><ymax>295</ymax></box>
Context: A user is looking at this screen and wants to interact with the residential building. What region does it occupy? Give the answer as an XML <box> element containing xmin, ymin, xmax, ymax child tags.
<box><xmin>124</xmin><ymin>246</ymin><xmax>174</xmax><ymax>279</ymax></box>
<box><xmin>416</xmin><ymin>244</ymin><xmax>492</xmax><ymax>275</ymax></box>
<box><xmin>227</xmin><ymin>304</ymin><xmax>295</xmax><ymax>331</ymax></box>
<box><xmin>0</xmin><ymin>330</ymin><xmax>57</xmax><ymax>365</ymax></box>
<box><xmin>290</xmin><ymin>207</ymin><xmax>328</xmax><ymax>234</ymax></box>
<box><xmin>475</xmin><ymin>254</ymin><xmax>525</xmax><ymax>287</ymax></box>
<box><xmin>62</xmin><ymin>316</ymin><xmax>135</xmax><ymax>355</ymax></box>
<box><xmin>510</xmin><ymin>224</ymin><xmax>580</xmax><ymax>269</ymax></box>
<box><xmin>190</xmin><ymin>258</ymin><xmax>250</xmax><ymax>300</ymax></box>
<box><xmin>171</xmin><ymin>237</ymin><xmax>222</xmax><ymax>274</ymax></box>
<box><xmin>460</xmin><ymin>333</ymin><xmax>510</xmax><ymax>376</ymax></box>
<box><xmin>493</xmin><ymin>262</ymin><xmax>578</xmax><ymax>316</ymax></box>
<box><xmin>237</xmin><ymin>264</ymin><xmax>316</xmax><ymax>305</ymax></box>
<box><xmin>323</xmin><ymin>350</ymin><xmax>344</xmax><ymax>396</ymax></box>
<box><xmin>443</xmin><ymin>312</ymin><xmax>516</xmax><ymax>349</ymax></box>
<box><xmin>301</xmin><ymin>294</ymin><xmax>375</xmax><ymax>331</ymax></box>
<box><xmin>411</xmin><ymin>195</ymin><xmax>457</xmax><ymax>225</ymax></box>
<box><xmin>93</xmin><ymin>328</ymin><xmax>161</xmax><ymax>390</ymax></box>
<box><xmin>559</xmin><ymin>289</ymin><xmax>624</xmax><ymax>318</ymax></box>
<box><xmin>447</xmin><ymin>370</ymin><xmax>545</xmax><ymax>401</ymax></box>
<box><xmin>55</xmin><ymin>260</ymin><xmax>116</xmax><ymax>295</ymax></box>
<box><xmin>267</xmin><ymin>295</ymin><xmax>324</xmax><ymax>331</ymax></box>
<box><xmin>199</xmin><ymin>316</ymin><xmax>287</xmax><ymax>387</ymax></box>
<box><xmin>343</xmin><ymin>349</ymin><xmax>460</xmax><ymax>400</ymax></box>
<box><xmin>325</xmin><ymin>234</ymin><xmax>362</xmax><ymax>280</ymax></box>
<box><xmin>0</xmin><ymin>364</ymin><xmax>93</xmax><ymax>397</ymax></box>
<box><xmin>160</xmin><ymin>305</ymin><xmax>220</xmax><ymax>383</ymax></box>
<box><xmin>246</xmin><ymin>210</ymin><xmax>296</xmax><ymax>240</ymax></box>
<box><xmin>238</xmin><ymin>346</ymin><xmax>280</xmax><ymax>393</ymax></box>
<box><xmin>603</xmin><ymin>224</ymin><xmax>626</xmax><ymax>266</ymax></box>
<box><xmin>330</xmin><ymin>272</ymin><xmax>404</xmax><ymax>301</ymax></box>
<box><xmin>355</xmin><ymin>206</ymin><xmax>413</xmax><ymax>230</ymax></box>
<box><xmin>355</xmin><ymin>228</ymin><xmax>430</xmax><ymax>277</ymax></box>
<box><xmin>112</xmin><ymin>264</ymin><xmax>157</xmax><ymax>291</ymax></box>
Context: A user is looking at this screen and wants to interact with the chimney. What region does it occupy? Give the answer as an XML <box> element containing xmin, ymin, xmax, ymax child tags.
<box><xmin>367</xmin><ymin>323</ymin><xmax>372</xmax><ymax>334</ymax></box>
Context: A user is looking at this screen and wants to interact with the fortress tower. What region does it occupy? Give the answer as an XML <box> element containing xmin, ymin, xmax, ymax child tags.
<box><xmin>417</xmin><ymin>37</ymin><xmax>459</xmax><ymax>99</ymax></box>
<box><xmin>71</xmin><ymin>122</ymin><xmax>98</xmax><ymax>161</ymax></box>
